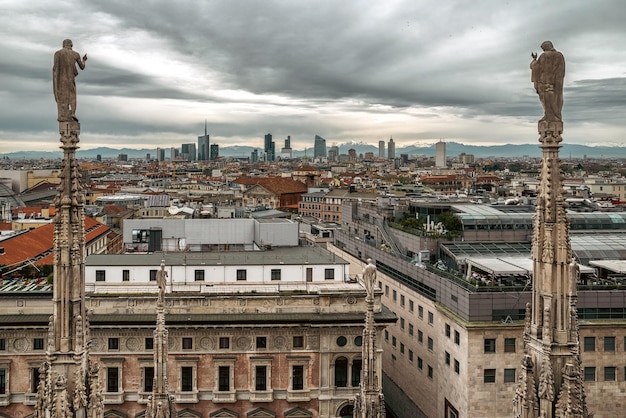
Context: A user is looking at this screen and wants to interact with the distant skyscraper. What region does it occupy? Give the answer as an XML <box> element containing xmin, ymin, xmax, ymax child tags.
<box><xmin>210</xmin><ymin>143</ymin><xmax>219</xmax><ymax>160</ymax></box>
<box><xmin>264</xmin><ymin>133</ymin><xmax>275</xmax><ymax>161</ymax></box>
<box><xmin>170</xmin><ymin>147</ymin><xmax>178</xmax><ymax>161</ymax></box>
<box><xmin>314</xmin><ymin>135</ymin><xmax>327</xmax><ymax>158</ymax></box>
<box><xmin>378</xmin><ymin>140</ymin><xmax>385</xmax><ymax>159</ymax></box>
<box><xmin>251</xmin><ymin>149</ymin><xmax>259</xmax><ymax>163</ymax></box>
<box><xmin>388</xmin><ymin>137</ymin><xmax>395</xmax><ymax>160</ymax></box>
<box><xmin>281</xmin><ymin>136</ymin><xmax>293</xmax><ymax>159</ymax></box>
<box><xmin>198</xmin><ymin>121</ymin><xmax>210</xmax><ymax>161</ymax></box>
<box><xmin>118</xmin><ymin>153</ymin><xmax>128</xmax><ymax>162</ymax></box>
<box><xmin>348</xmin><ymin>148</ymin><xmax>357</xmax><ymax>161</ymax></box>
<box><xmin>328</xmin><ymin>145</ymin><xmax>339</xmax><ymax>162</ymax></box>
<box><xmin>157</xmin><ymin>147</ymin><xmax>165</xmax><ymax>162</ymax></box>
<box><xmin>181</xmin><ymin>143</ymin><xmax>197</xmax><ymax>161</ymax></box>
<box><xmin>435</xmin><ymin>140</ymin><xmax>446</xmax><ymax>168</ymax></box>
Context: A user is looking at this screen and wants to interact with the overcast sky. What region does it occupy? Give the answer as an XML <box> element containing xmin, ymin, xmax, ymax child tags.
<box><xmin>1</xmin><ymin>0</ymin><xmax>625</xmax><ymax>154</ymax></box>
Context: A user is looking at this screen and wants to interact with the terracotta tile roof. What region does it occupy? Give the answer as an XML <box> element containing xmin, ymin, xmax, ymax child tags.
<box><xmin>22</xmin><ymin>181</ymin><xmax>59</xmax><ymax>193</ymax></box>
<box><xmin>102</xmin><ymin>204</ymin><xmax>133</xmax><ymax>215</ymax></box>
<box><xmin>12</xmin><ymin>206</ymin><xmax>55</xmax><ymax>217</ymax></box>
<box><xmin>420</xmin><ymin>175</ymin><xmax>459</xmax><ymax>183</ymax></box>
<box><xmin>234</xmin><ymin>177</ymin><xmax>307</xmax><ymax>195</ymax></box>
<box><xmin>0</xmin><ymin>216</ymin><xmax>110</xmax><ymax>269</ymax></box>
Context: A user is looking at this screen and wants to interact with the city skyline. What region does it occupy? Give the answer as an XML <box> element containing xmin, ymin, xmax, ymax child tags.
<box><xmin>1</xmin><ymin>1</ymin><xmax>625</xmax><ymax>153</ymax></box>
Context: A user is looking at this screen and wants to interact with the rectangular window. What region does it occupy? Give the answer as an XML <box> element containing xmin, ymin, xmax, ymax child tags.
<box><xmin>418</xmin><ymin>330</ymin><xmax>423</xmax><ymax>343</ymax></box>
<box><xmin>145</xmin><ymin>337</ymin><xmax>154</xmax><ymax>350</ymax></box>
<box><xmin>428</xmin><ymin>337</ymin><xmax>434</xmax><ymax>351</ymax></box>
<box><xmin>256</xmin><ymin>336</ymin><xmax>267</xmax><ymax>349</ymax></box>
<box><xmin>219</xmin><ymin>337</ymin><xmax>230</xmax><ymax>349</ymax></box>
<box><xmin>392</xmin><ymin>290</ymin><xmax>397</xmax><ymax>301</ymax></box>
<box><xmin>445</xmin><ymin>351</ymin><xmax>450</xmax><ymax>366</ymax></box>
<box><xmin>400</xmin><ymin>343</ymin><xmax>405</xmax><ymax>354</ymax></box>
<box><xmin>182</xmin><ymin>337</ymin><xmax>193</xmax><ymax>350</ymax></box>
<box><xmin>218</xmin><ymin>366</ymin><xmax>230</xmax><ymax>391</ymax></box>
<box><xmin>0</xmin><ymin>339</ymin><xmax>5</xmax><ymax>351</ymax></box>
<box><xmin>385</xmin><ymin>285</ymin><xmax>389</xmax><ymax>297</ymax></box>
<box><xmin>584</xmin><ymin>336</ymin><xmax>595</xmax><ymax>352</ymax></box>
<box><xmin>143</xmin><ymin>367</ymin><xmax>154</xmax><ymax>392</ymax></box>
<box><xmin>409</xmin><ymin>350</ymin><xmax>414</xmax><ymax>362</ymax></box>
<box><xmin>504</xmin><ymin>368</ymin><xmax>516</xmax><ymax>383</ymax></box>
<box><xmin>605</xmin><ymin>366</ymin><xmax>616</xmax><ymax>381</ymax></box>
<box><xmin>445</xmin><ymin>324</ymin><xmax>451</xmax><ymax>338</ymax></box>
<box><xmin>409</xmin><ymin>324</ymin><xmax>414</xmax><ymax>336</ymax></box>
<box><xmin>428</xmin><ymin>365</ymin><xmax>433</xmax><ymax>379</ymax></box>
<box><xmin>418</xmin><ymin>306</ymin><xmax>424</xmax><ymax>319</ymax></box>
<box><xmin>583</xmin><ymin>367</ymin><xmax>596</xmax><ymax>381</ymax></box>
<box><xmin>255</xmin><ymin>365</ymin><xmax>267</xmax><ymax>391</ymax></box>
<box><xmin>385</xmin><ymin>330</ymin><xmax>389</xmax><ymax>341</ymax></box>
<box><xmin>108</xmin><ymin>338</ymin><xmax>119</xmax><ymax>351</ymax></box>
<box><xmin>484</xmin><ymin>338</ymin><xmax>496</xmax><ymax>353</ymax></box>
<box><xmin>605</xmin><ymin>336</ymin><xmax>616</xmax><ymax>352</ymax></box>
<box><xmin>33</xmin><ymin>338</ymin><xmax>44</xmax><ymax>350</ymax></box>
<box><xmin>409</xmin><ymin>300</ymin><xmax>414</xmax><ymax>312</ymax></box>
<box><xmin>95</xmin><ymin>270</ymin><xmax>106</xmax><ymax>282</ymax></box>
<box><xmin>236</xmin><ymin>269</ymin><xmax>247</xmax><ymax>281</ymax></box>
<box><xmin>293</xmin><ymin>336</ymin><xmax>304</xmax><ymax>348</ymax></box>
<box><xmin>149</xmin><ymin>270</ymin><xmax>157</xmax><ymax>281</ymax></box>
<box><xmin>194</xmin><ymin>270</ymin><xmax>205</xmax><ymax>281</ymax></box>
<box><xmin>454</xmin><ymin>359</ymin><xmax>460</xmax><ymax>374</ymax></box>
<box><xmin>122</xmin><ymin>269</ymin><xmax>130</xmax><ymax>281</ymax></box>
<box><xmin>504</xmin><ymin>338</ymin><xmax>516</xmax><ymax>353</ymax></box>
<box><xmin>31</xmin><ymin>368</ymin><xmax>41</xmax><ymax>393</ymax></box>
<box><xmin>181</xmin><ymin>366</ymin><xmax>193</xmax><ymax>391</ymax></box>
<box><xmin>392</xmin><ymin>336</ymin><xmax>396</xmax><ymax>347</ymax></box>
<box><xmin>271</xmin><ymin>269</ymin><xmax>281</xmax><ymax>281</ymax></box>
<box><xmin>417</xmin><ymin>357</ymin><xmax>423</xmax><ymax>370</ymax></box>
<box><xmin>107</xmin><ymin>367</ymin><xmax>119</xmax><ymax>392</ymax></box>
<box><xmin>0</xmin><ymin>369</ymin><xmax>5</xmax><ymax>394</ymax></box>
<box><xmin>454</xmin><ymin>330</ymin><xmax>460</xmax><ymax>345</ymax></box>
<box><xmin>428</xmin><ymin>311</ymin><xmax>434</xmax><ymax>325</ymax></box>
<box><xmin>400</xmin><ymin>318</ymin><xmax>405</xmax><ymax>330</ymax></box>
<box><xmin>483</xmin><ymin>369</ymin><xmax>496</xmax><ymax>383</ymax></box>
<box><xmin>292</xmin><ymin>365</ymin><xmax>304</xmax><ymax>390</ymax></box>
<box><xmin>400</xmin><ymin>294</ymin><xmax>405</xmax><ymax>307</ymax></box>
<box><xmin>324</xmin><ymin>268</ymin><xmax>335</xmax><ymax>280</ymax></box>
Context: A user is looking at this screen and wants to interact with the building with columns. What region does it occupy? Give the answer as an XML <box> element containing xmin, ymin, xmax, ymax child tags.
<box><xmin>0</xmin><ymin>221</ymin><xmax>395</xmax><ymax>418</ymax></box>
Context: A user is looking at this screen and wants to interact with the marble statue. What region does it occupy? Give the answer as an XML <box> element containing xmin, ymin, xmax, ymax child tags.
<box><xmin>363</xmin><ymin>258</ymin><xmax>377</xmax><ymax>300</ymax></box>
<box><xmin>53</xmin><ymin>39</ymin><xmax>87</xmax><ymax>122</ymax></box>
<box><xmin>157</xmin><ymin>262</ymin><xmax>168</xmax><ymax>296</ymax></box>
<box><xmin>530</xmin><ymin>41</ymin><xmax>565</xmax><ymax>122</ymax></box>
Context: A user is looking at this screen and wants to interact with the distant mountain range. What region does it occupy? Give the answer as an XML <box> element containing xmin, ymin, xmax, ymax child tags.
<box><xmin>2</xmin><ymin>141</ymin><xmax>626</xmax><ymax>160</ymax></box>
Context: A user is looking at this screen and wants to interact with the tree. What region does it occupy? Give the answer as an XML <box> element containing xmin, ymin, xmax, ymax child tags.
<box><xmin>438</xmin><ymin>211</ymin><xmax>462</xmax><ymax>233</ymax></box>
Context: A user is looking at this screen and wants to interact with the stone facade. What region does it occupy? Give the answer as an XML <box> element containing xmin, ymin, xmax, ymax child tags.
<box><xmin>0</xmin><ymin>263</ymin><xmax>394</xmax><ymax>417</ymax></box>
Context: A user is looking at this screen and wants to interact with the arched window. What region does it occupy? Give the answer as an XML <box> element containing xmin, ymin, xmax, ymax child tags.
<box><xmin>351</xmin><ymin>358</ymin><xmax>362</xmax><ymax>387</ymax></box>
<box><xmin>334</xmin><ymin>357</ymin><xmax>348</xmax><ymax>387</ymax></box>
<box><xmin>338</xmin><ymin>404</ymin><xmax>354</xmax><ymax>418</ymax></box>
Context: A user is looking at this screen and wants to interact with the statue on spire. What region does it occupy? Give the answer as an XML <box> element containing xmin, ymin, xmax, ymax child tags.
<box><xmin>53</xmin><ymin>39</ymin><xmax>87</xmax><ymax>122</ymax></box>
<box><xmin>530</xmin><ymin>41</ymin><xmax>565</xmax><ymax>122</ymax></box>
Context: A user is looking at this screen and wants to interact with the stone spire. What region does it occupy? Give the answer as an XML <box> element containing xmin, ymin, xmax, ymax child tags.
<box><xmin>146</xmin><ymin>262</ymin><xmax>176</xmax><ymax>418</ymax></box>
<box><xmin>514</xmin><ymin>42</ymin><xmax>590</xmax><ymax>418</ymax></box>
<box><xmin>35</xmin><ymin>121</ymin><xmax>104</xmax><ymax>417</ymax></box>
<box><xmin>36</xmin><ymin>39</ymin><xmax>102</xmax><ymax>418</ymax></box>
<box><xmin>354</xmin><ymin>259</ymin><xmax>385</xmax><ymax>418</ymax></box>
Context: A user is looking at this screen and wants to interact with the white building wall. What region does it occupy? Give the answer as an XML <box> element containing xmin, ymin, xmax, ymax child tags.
<box><xmin>85</xmin><ymin>261</ymin><xmax>346</xmax><ymax>285</ymax></box>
